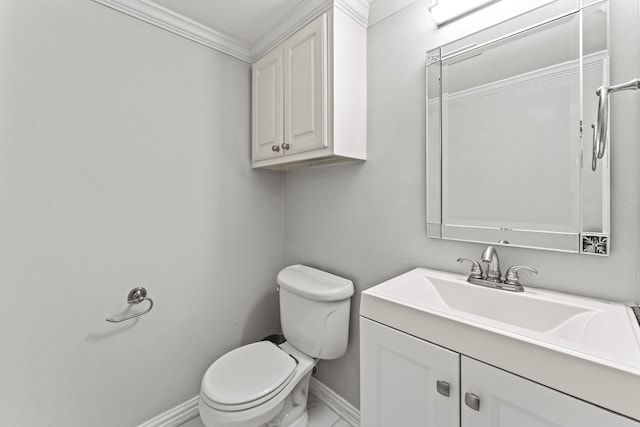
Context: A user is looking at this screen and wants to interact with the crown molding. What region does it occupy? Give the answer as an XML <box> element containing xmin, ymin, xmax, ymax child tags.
<box><xmin>91</xmin><ymin>0</ymin><xmax>417</xmax><ymax>62</ymax></box>
<box><xmin>92</xmin><ymin>0</ymin><xmax>370</xmax><ymax>64</ymax></box>
<box><xmin>249</xmin><ymin>0</ymin><xmax>369</xmax><ymax>61</ymax></box>
<box><xmin>368</xmin><ymin>0</ymin><xmax>417</xmax><ymax>27</ymax></box>
<box><xmin>91</xmin><ymin>0</ymin><xmax>251</xmax><ymax>62</ymax></box>
<box><xmin>249</xmin><ymin>0</ymin><xmax>332</xmax><ymax>61</ymax></box>
<box><xmin>336</xmin><ymin>0</ymin><xmax>370</xmax><ymax>27</ymax></box>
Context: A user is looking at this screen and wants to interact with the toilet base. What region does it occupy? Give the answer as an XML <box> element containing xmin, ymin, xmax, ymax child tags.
<box><xmin>286</xmin><ymin>411</ymin><xmax>308</xmax><ymax>427</ymax></box>
<box><xmin>266</xmin><ymin>370</ymin><xmax>312</xmax><ymax>427</ymax></box>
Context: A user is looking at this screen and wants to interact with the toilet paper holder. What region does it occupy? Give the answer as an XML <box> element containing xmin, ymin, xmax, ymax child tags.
<box><xmin>106</xmin><ymin>287</ymin><xmax>154</xmax><ymax>323</ymax></box>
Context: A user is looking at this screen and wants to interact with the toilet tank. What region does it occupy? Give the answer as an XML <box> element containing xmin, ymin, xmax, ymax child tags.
<box><xmin>277</xmin><ymin>265</ymin><xmax>354</xmax><ymax>360</ymax></box>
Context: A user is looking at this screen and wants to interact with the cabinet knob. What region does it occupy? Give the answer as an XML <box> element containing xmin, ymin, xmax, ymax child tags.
<box><xmin>281</xmin><ymin>143</ymin><xmax>290</xmax><ymax>151</ymax></box>
<box><xmin>436</xmin><ymin>380</ymin><xmax>450</xmax><ymax>397</ymax></box>
<box><xmin>465</xmin><ymin>392</ymin><xmax>481</xmax><ymax>411</ymax></box>
<box><xmin>272</xmin><ymin>145</ymin><xmax>280</xmax><ymax>152</ymax></box>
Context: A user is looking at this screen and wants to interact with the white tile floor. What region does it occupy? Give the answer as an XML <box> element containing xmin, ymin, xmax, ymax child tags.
<box><xmin>180</xmin><ymin>416</ymin><xmax>205</xmax><ymax>427</ymax></box>
<box><xmin>181</xmin><ymin>394</ymin><xmax>351</xmax><ymax>427</ymax></box>
<box><xmin>306</xmin><ymin>394</ymin><xmax>351</xmax><ymax>427</ymax></box>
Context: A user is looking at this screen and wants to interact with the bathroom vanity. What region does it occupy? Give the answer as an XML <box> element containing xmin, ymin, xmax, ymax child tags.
<box><xmin>359</xmin><ymin>268</ymin><xmax>640</xmax><ymax>426</ymax></box>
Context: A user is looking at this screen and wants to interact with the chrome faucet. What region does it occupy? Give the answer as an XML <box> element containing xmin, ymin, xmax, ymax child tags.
<box><xmin>457</xmin><ymin>245</ymin><xmax>537</xmax><ymax>292</ymax></box>
<box><xmin>481</xmin><ymin>246</ymin><xmax>501</xmax><ymax>283</ymax></box>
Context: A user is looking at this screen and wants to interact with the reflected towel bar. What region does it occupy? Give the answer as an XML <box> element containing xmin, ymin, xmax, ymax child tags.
<box><xmin>106</xmin><ymin>287</ymin><xmax>154</xmax><ymax>323</ymax></box>
<box><xmin>592</xmin><ymin>78</ymin><xmax>640</xmax><ymax>171</ymax></box>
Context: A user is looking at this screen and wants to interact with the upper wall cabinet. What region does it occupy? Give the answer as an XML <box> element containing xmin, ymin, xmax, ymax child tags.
<box><xmin>252</xmin><ymin>9</ymin><xmax>367</xmax><ymax>170</ymax></box>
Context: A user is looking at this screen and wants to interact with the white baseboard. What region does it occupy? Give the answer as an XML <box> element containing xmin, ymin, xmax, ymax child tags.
<box><xmin>137</xmin><ymin>378</ymin><xmax>360</xmax><ymax>427</ymax></box>
<box><xmin>136</xmin><ymin>395</ymin><xmax>200</xmax><ymax>427</ymax></box>
<box><xmin>309</xmin><ymin>377</ymin><xmax>360</xmax><ymax>426</ymax></box>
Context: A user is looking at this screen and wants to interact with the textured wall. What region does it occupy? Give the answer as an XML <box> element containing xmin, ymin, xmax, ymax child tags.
<box><xmin>0</xmin><ymin>1</ymin><xmax>283</xmax><ymax>425</ymax></box>
<box><xmin>284</xmin><ymin>0</ymin><xmax>640</xmax><ymax>408</ymax></box>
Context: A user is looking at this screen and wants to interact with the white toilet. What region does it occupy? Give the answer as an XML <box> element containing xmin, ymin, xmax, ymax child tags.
<box><xmin>199</xmin><ymin>264</ymin><xmax>354</xmax><ymax>427</ymax></box>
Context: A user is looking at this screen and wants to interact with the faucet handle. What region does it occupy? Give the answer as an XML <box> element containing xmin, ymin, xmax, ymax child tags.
<box><xmin>457</xmin><ymin>258</ymin><xmax>484</xmax><ymax>279</ymax></box>
<box><xmin>504</xmin><ymin>265</ymin><xmax>538</xmax><ymax>286</ymax></box>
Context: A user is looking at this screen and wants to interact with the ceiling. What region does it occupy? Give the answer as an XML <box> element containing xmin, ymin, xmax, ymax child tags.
<box><xmin>92</xmin><ymin>0</ymin><xmax>415</xmax><ymax>62</ymax></box>
<box><xmin>149</xmin><ymin>0</ymin><xmax>309</xmax><ymax>46</ymax></box>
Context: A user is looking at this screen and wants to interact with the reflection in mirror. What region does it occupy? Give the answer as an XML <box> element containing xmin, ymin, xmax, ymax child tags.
<box><xmin>427</xmin><ymin>1</ymin><xmax>610</xmax><ymax>255</ymax></box>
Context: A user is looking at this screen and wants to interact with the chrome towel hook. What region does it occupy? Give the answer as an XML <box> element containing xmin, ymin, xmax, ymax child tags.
<box><xmin>592</xmin><ymin>78</ymin><xmax>640</xmax><ymax>171</ymax></box>
<box><xmin>106</xmin><ymin>287</ymin><xmax>154</xmax><ymax>323</ymax></box>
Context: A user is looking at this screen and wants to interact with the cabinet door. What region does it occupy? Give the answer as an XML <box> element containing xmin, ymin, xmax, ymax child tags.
<box><xmin>461</xmin><ymin>356</ymin><xmax>639</xmax><ymax>427</ymax></box>
<box><xmin>283</xmin><ymin>14</ymin><xmax>328</xmax><ymax>155</ymax></box>
<box><xmin>360</xmin><ymin>318</ymin><xmax>460</xmax><ymax>427</ymax></box>
<box><xmin>252</xmin><ymin>47</ymin><xmax>283</xmax><ymax>161</ymax></box>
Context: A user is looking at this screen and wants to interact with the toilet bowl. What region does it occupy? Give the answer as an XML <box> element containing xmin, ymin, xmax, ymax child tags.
<box><xmin>199</xmin><ymin>341</ymin><xmax>316</xmax><ymax>427</ymax></box>
<box><xmin>199</xmin><ymin>265</ymin><xmax>354</xmax><ymax>427</ymax></box>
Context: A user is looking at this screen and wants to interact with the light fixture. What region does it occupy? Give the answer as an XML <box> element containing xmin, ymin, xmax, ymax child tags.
<box><xmin>428</xmin><ymin>0</ymin><xmax>500</xmax><ymax>26</ymax></box>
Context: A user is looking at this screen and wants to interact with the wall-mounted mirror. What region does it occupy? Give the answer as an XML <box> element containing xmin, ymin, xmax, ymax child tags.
<box><xmin>427</xmin><ymin>1</ymin><xmax>610</xmax><ymax>255</ymax></box>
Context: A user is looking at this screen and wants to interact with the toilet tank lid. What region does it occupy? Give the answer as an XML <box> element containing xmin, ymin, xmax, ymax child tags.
<box><xmin>277</xmin><ymin>265</ymin><xmax>354</xmax><ymax>301</ymax></box>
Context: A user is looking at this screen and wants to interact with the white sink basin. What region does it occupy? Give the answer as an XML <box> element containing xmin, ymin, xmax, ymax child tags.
<box><xmin>427</xmin><ymin>276</ymin><xmax>595</xmax><ymax>336</ymax></box>
<box><xmin>360</xmin><ymin>267</ymin><xmax>640</xmax><ymax>420</ymax></box>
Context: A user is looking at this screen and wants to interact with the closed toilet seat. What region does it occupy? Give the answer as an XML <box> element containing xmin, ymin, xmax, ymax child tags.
<box><xmin>201</xmin><ymin>341</ymin><xmax>297</xmax><ymax>412</ymax></box>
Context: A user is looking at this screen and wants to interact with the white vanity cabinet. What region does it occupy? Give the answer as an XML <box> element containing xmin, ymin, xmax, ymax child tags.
<box><xmin>361</xmin><ymin>318</ymin><xmax>639</xmax><ymax>427</ymax></box>
<box><xmin>360</xmin><ymin>317</ymin><xmax>460</xmax><ymax>427</ymax></box>
<box><xmin>461</xmin><ymin>356</ymin><xmax>638</xmax><ymax>427</ymax></box>
<box><xmin>251</xmin><ymin>8</ymin><xmax>366</xmax><ymax>170</ymax></box>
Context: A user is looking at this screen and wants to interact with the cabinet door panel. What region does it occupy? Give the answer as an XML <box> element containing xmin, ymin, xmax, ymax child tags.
<box><xmin>252</xmin><ymin>47</ymin><xmax>283</xmax><ymax>161</ymax></box>
<box><xmin>360</xmin><ymin>318</ymin><xmax>460</xmax><ymax>427</ymax></box>
<box><xmin>461</xmin><ymin>356</ymin><xmax>639</xmax><ymax>427</ymax></box>
<box><xmin>283</xmin><ymin>14</ymin><xmax>327</xmax><ymax>155</ymax></box>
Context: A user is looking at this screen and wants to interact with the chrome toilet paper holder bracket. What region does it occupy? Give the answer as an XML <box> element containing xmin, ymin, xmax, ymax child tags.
<box><xmin>106</xmin><ymin>287</ymin><xmax>154</xmax><ymax>323</ymax></box>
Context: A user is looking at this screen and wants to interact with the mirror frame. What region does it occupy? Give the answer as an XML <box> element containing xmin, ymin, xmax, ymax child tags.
<box><xmin>426</xmin><ymin>0</ymin><xmax>610</xmax><ymax>255</ymax></box>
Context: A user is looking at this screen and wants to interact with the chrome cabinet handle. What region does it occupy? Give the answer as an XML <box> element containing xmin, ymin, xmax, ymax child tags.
<box><xmin>436</xmin><ymin>380</ymin><xmax>450</xmax><ymax>397</ymax></box>
<box><xmin>457</xmin><ymin>257</ymin><xmax>484</xmax><ymax>279</ymax></box>
<box><xmin>465</xmin><ymin>392</ymin><xmax>480</xmax><ymax>411</ymax></box>
<box><xmin>281</xmin><ymin>143</ymin><xmax>290</xmax><ymax>151</ymax></box>
<box><xmin>272</xmin><ymin>145</ymin><xmax>280</xmax><ymax>152</ymax></box>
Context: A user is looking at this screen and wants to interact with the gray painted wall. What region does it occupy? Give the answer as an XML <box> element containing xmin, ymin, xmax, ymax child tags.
<box><xmin>284</xmin><ymin>0</ymin><xmax>640</xmax><ymax>408</ymax></box>
<box><xmin>0</xmin><ymin>1</ymin><xmax>283</xmax><ymax>425</ymax></box>
<box><xmin>1</xmin><ymin>0</ymin><xmax>638</xmax><ymax>422</ymax></box>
